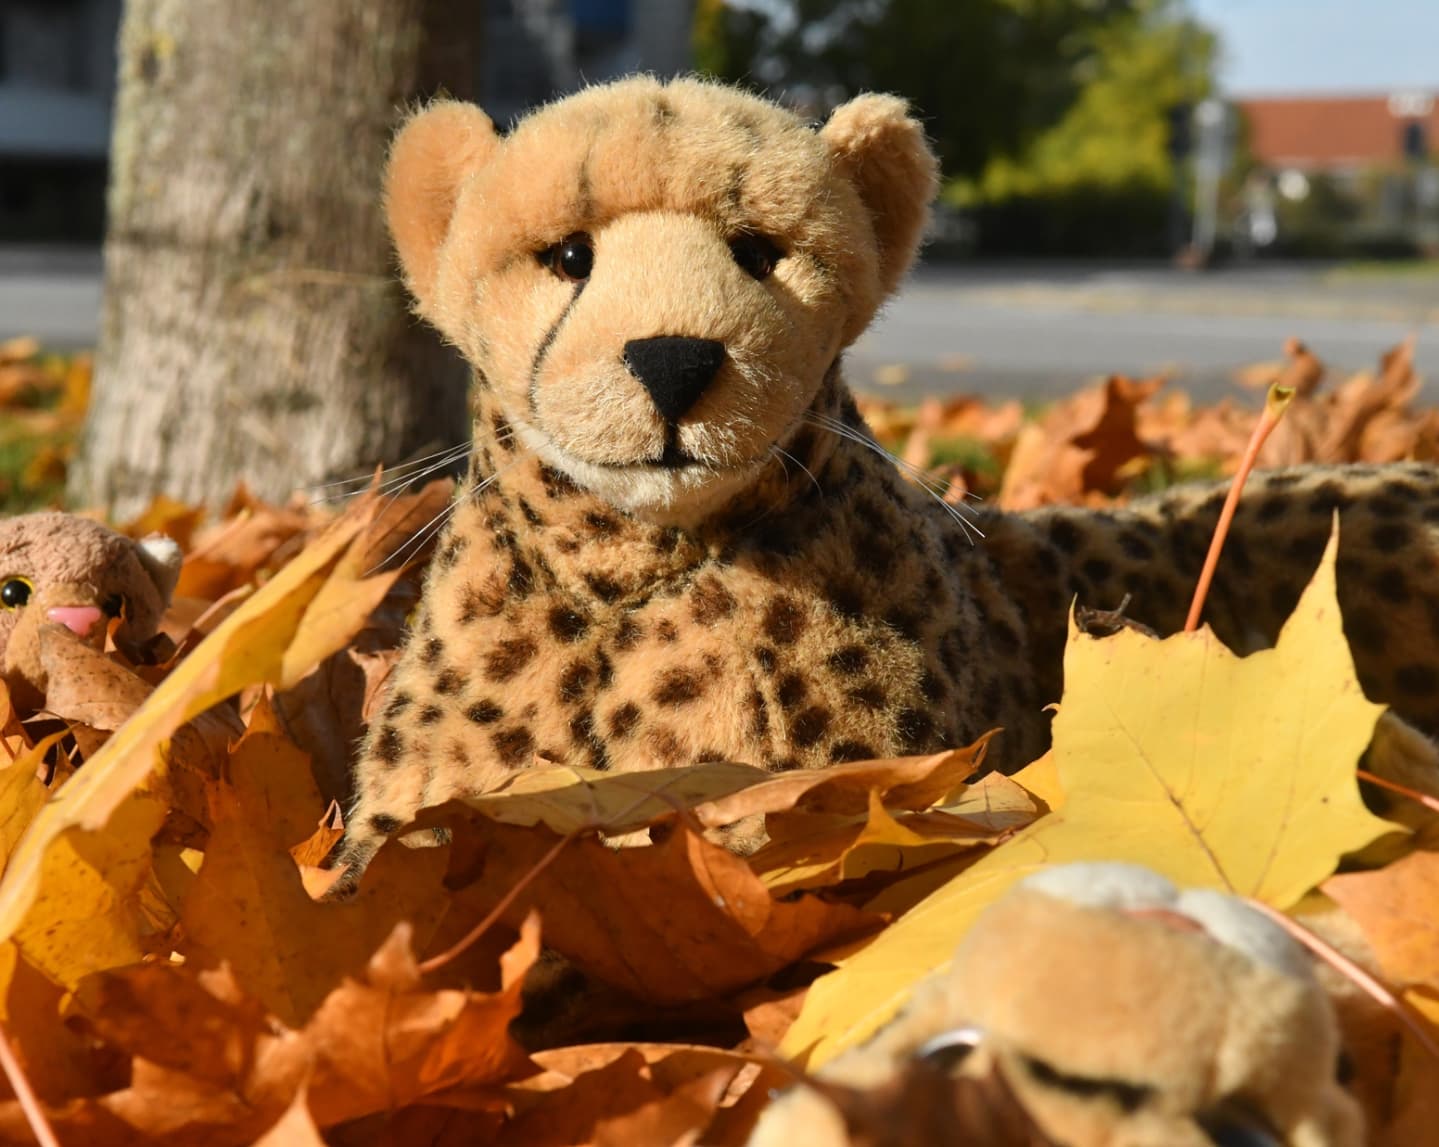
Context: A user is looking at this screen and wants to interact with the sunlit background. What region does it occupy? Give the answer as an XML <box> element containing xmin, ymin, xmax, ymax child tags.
<box><xmin>0</xmin><ymin>0</ymin><xmax>1435</xmax><ymax>397</ymax></box>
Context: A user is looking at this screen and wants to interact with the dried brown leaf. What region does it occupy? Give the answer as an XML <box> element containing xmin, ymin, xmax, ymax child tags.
<box><xmin>252</xmin><ymin>1085</ymin><xmax>326</xmax><ymax>1146</ymax></box>
<box><xmin>445</xmin><ymin>819</ymin><xmax>882</xmax><ymax>1004</ymax></box>
<box><xmin>303</xmin><ymin>917</ymin><xmax>538</xmax><ymax>1125</ymax></box>
<box><xmin>179</xmin><ymin>706</ymin><xmax>453</xmax><ymax>1026</ymax></box>
<box><xmin>998</xmin><ymin>375</ymin><xmax>1161</xmax><ymax>509</ymax></box>
<box><xmin>13</xmin><ymin>919</ymin><xmax>539</xmax><ymax>1145</ymax></box>
<box><xmin>1325</xmin><ymin>849</ymin><xmax>1439</xmax><ymax>990</ymax></box>
<box><xmin>37</xmin><ymin>627</ymin><xmax>154</xmax><ymax>732</ymax></box>
<box><xmin>499</xmin><ymin>1046</ymin><xmax>743</xmax><ymax>1147</ymax></box>
<box><xmin>695</xmin><ymin>741</ymin><xmax>994</xmax><ymax>831</ymax></box>
<box><xmin>752</xmin><ymin>783</ymin><xmax>1035</xmax><ymax>895</ymax></box>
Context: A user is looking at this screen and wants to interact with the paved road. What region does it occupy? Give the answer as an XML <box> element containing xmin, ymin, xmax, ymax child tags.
<box><xmin>3</xmin><ymin>247</ymin><xmax>1437</xmax><ymax>403</ymax></box>
<box><xmin>850</xmin><ymin>261</ymin><xmax>1439</xmax><ymax>404</ymax></box>
<box><xmin>0</xmin><ymin>246</ymin><xmax>103</xmax><ymax>350</ymax></box>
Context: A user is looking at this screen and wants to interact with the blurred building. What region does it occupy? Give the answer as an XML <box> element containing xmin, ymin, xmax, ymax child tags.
<box><xmin>485</xmin><ymin>0</ymin><xmax>694</xmax><ymax>122</ymax></box>
<box><xmin>1236</xmin><ymin>91</ymin><xmax>1438</xmax><ymax>255</ymax></box>
<box><xmin>0</xmin><ymin>0</ymin><xmax>121</xmax><ymax>241</ymax></box>
<box><xmin>0</xmin><ymin>0</ymin><xmax>695</xmax><ymax>242</ymax></box>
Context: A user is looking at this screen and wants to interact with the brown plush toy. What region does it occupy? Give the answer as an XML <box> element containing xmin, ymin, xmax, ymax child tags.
<box><xmin>0</xmin><ymin>512</ymin><xmax>182</xmax><ymax>706</ymax></box>
<box><xmin>749</xmin><ymin>862</ymin><xmax>1362</xmax><ymax>1147</ymax></box>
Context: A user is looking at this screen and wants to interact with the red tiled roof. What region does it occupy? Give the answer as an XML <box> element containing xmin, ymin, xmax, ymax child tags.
<box><xmin>1238</xmin><ymin>94</ymin><xmax>1437</xmax><ymax>169</ymax></box>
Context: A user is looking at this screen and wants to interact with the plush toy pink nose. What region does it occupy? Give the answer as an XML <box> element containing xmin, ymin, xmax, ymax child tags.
<box><xmin>46</xmin><ymin>605</ymin><xmax>104</xmax><ymax>637</ymax></box>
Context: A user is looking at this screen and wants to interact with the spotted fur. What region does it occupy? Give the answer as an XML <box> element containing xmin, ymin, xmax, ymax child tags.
<box><xmin>331</xmin><ymin>77</ymin><xmax>1439</xmax><ymax>891</ymax></box>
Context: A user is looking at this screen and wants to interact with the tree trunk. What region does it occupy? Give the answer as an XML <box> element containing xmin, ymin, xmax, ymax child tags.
<box><xmin>72</xmin><ymin>0</ymin><xmax>478</xmax><ymax>517</ymax></box>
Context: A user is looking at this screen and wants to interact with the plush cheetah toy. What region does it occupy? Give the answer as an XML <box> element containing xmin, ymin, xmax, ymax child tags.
<box><xmin>332</xmin><ymin>75</ymin><xmax>1439</xmax><ymax>888</ymax></box>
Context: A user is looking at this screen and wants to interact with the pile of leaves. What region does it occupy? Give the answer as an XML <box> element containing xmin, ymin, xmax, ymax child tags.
<box><xmin>860</xmin><ymin>334</ymin><xmax>1434</xmax><ymax>509</ymax></box>
<box><xmin>0</xmin><ymin>337</ymin><xmax>1434</xmax><ymax>1145</ymax></box>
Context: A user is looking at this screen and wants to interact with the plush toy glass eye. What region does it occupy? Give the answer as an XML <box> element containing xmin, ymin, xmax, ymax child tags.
<box><xmin>0</xmin><ymin>577</ymin><xmax>32</xmax><ymax>610</ymax></box>
<box><xmin>538</xmin><ymin>233</ymin><xmax>594</xmax><ymax>282</ymax></box>
<box><xmin>729</xmin><ymin>232</ymin><xmax>782</xmax><ymax>280</ymax></box>
<box><xmin>1198</xmin><ymin>1104</ymin><xmax>1282</xmax><ymax>1147</ymax></box>
<box><xmin>914</xmin><ymin>1026</ymin><xmax>983</xmax><ymax>1072</ymax></box>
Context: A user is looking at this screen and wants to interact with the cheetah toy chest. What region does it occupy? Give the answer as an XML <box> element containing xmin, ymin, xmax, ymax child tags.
<box><xmin>334</xmin><ymin>75</ymin><xmax>1439</xmax><ymax>889</ymax></box>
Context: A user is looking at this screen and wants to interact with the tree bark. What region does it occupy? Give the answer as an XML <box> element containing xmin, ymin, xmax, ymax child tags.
<box><xmin>72</xmin><ymin>0</ymin><xmax>478</xmax><ymax>517</ymax></box>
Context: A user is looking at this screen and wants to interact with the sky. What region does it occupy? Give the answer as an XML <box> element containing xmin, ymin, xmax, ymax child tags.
<box><xmin>1189</xmin><ymin>0</ymin><xmax>1439</xmax><ymax>96</ymax></box>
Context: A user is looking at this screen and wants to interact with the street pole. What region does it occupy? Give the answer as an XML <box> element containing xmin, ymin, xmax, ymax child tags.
<box><xmin>1191</xmin><ymin>98</ymin><xmax>1226</xmax><ymax>264</ymax></box>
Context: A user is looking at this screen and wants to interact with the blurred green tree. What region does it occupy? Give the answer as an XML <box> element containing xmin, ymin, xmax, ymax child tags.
<box><xmin>959</xmin><ymin>0</ymin><xmax>1215</xmax><ymax>253</ymax></box>
<box><xmin>694</xmin><ymin>0</ymin><xmax>1188</xmax><ymax>179</ymax></box>
<box><xmin>962</xmin><ymin>2</ymin><xmax>1213</xmax><ymax>201</ymax></box>
<box><xmin>695</xmin><ymin>0</ymin><xmax>1216</xmax><ymax>253</ymax></box>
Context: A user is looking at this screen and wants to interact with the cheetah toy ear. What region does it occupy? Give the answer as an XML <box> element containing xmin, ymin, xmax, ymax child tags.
<box><xmin>384</xmin><ymin>100</ymin><xmax>501</xmax><ymax>325</ymax></box>
<box><xmin>820</xmin><ymin>94</ymin><xmax>939</xmax><ymax>302</ymax></box>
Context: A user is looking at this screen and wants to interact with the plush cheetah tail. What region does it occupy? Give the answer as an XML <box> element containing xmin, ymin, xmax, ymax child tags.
<box><xmin>980</xmin><ymin>463</ymin><xmax>1439</xmax><ymax>743</ymax></box>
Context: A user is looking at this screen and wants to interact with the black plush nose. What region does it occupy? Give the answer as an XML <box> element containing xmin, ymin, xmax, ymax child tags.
<box><xmin>622</xmin><ymin>336</ymin><xmax>726</xmax><ymax>422</ymax></box>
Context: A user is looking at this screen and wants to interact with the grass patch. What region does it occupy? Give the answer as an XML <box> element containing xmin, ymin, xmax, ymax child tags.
<box><xmin>0</xmin><ymin>341</ymin><xmax>88</xmax><ymax>513</ymax></box>
<box><xmin>1324</xmin><ymin>258</ymin><xmax>1439</xmax><ymax>283</ymax></box>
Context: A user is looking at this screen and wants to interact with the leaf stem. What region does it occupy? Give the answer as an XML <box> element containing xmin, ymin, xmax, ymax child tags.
<box><xmin>1356</xmin><ymin>768</ymin><xmax>1439</xmax><ymax>815</ymax></box>
<box><xmin>0</xmin><ymin>1022</ymin><xmax>60</xmax><ymax>1147</ymax></box>
<box><xmin>1184</xmin><ymin>384</ymin><xmax>1295</xmax><ymax>632</ymax></box>
<box><xmin>416</xmin><ymin>831</ymin><xmax>574</xmax><ymax>975</ymax></box>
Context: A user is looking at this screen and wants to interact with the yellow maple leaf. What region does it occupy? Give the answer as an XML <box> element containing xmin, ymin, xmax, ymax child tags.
<box><xmin>0</xmin><ymin>731</ymin><xmax>62</xmax><ymax>875</ymax></box>
<box><xmin>0</xmin><ymin>492</ymin><xmax>397</xmax><ymax>990</ymax></box>
<box><xmin>753</xmin><ymin>776</ymin><xmax>1037</xmax><ymax>895</ymax></box>
<box><xmin>783</xmin><ymin>525</ymin><xmax>1393</xmax><ymax>1066</ymax></box>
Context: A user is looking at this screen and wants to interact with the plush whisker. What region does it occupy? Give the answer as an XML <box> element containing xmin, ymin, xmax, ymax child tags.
<box><xmin>802</xmin><ymin>412</ymin><xmax>983</xmax><ymax>544</ymax></box>
<box><xmin>369</xmin><ymin>441</ymin><xmax>478</xmax><ymax>528</ymax></box>
<box><xmin>366</xmin><ymin>456</ymin><xmax>525</xmax><ymax>576</ymax></box>
<box><xmin>805</xmin><ymin>411</ymin><xmax>963</xmax><ymax>501</ymax></box>
<box><xmin>368</xmin><ymin>500</ymin><xmax>457</xmax><ymax>577</ymax></box>
<box><xmin>770</xmin><ymin>444</ymin><xmax>823</xmax><ymax>500</ymax></box>
<box><xmin>308</xmin><ymin>441</ymin><xmax>474</xmax><ymax>503</ymax></box>
<box><xmin>378</xmin><ymin>443</ymin><xmax>476</xmax><ymax>495</ymax></box>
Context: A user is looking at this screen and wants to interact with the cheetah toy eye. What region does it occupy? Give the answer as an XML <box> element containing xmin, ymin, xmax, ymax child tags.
<box><xmin>0</xmin><ymin>577</ymin><xmax>32</xmax><ymax>610</ymax></box>
<box><xmin>729</xmin><ymin>232</ymin><xmax>782</xmax><ymax>280</ymax></box>
<box><xmin>538</xmin><ymin>232</ymin><xmax>594</xmax><ymax>282</ymax></box>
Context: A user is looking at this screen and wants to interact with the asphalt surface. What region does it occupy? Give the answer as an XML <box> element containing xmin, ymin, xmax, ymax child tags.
<box><xmin>849</xmin><ymin>261</ymin><xmax>1439</xmax><ymax>404</ymax></box>
<box><xmin>0</xmin><ymin>246</ymin><xmax>103</xmax><ymax>350</ymax></box>
<box><xmin>3</xmin><ymin>247</ymin><xmax>1437</xmax><ymax>403</ymax></box>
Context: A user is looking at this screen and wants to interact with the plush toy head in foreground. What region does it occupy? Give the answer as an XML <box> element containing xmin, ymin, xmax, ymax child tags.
<box><xmin>0</xmin><ymin>513</ymin><xmax>181</xmax><ymax>702</ymax></box>
<box><xmin>384</xmin><ymin>75</ymin><xmax>936</xmax><ymax>521</ymax></box>
<box><xmin>750</xmin><ymin>862</ymin><xmax>1362</xmax><ymax>1147</ymax></box>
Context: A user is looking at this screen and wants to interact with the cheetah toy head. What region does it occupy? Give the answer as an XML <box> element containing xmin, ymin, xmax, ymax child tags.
<box><xmin>385</xmin><ymin>75</ymin><xmax>937</xmax><ymax>521</ymax></box>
